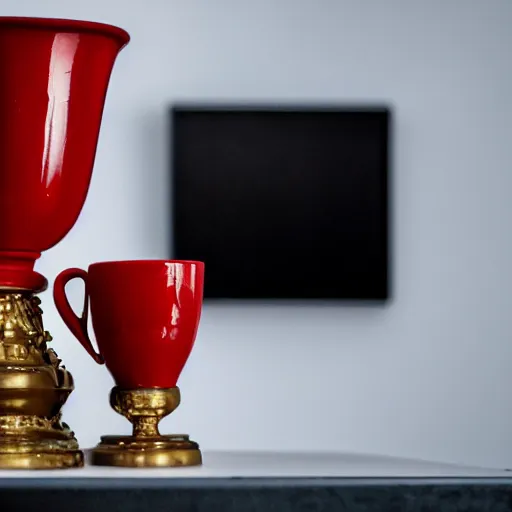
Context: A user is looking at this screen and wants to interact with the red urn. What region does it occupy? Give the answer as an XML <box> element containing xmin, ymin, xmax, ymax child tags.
<box><xmin>0</xmin><ymin>17</ymin><xmax>129</xmax><ymax>470</ymax></box>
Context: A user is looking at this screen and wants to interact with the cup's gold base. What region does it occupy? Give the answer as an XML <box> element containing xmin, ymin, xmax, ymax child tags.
<box><xmin>90</xmin><ymin>434</ymin><xmax>202</xmax><ymax>467</ymax></box>
<box><xmin>91</xmin><ymin>387</ymin><xmax>202</xmax><ymax>467</ymax></box>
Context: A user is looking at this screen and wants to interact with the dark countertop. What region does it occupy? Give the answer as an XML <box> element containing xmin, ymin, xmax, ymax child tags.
<box><xmin>1</xmin><ymin>451</ymin><xmax>511</xmax><ymax>511</ymax></box>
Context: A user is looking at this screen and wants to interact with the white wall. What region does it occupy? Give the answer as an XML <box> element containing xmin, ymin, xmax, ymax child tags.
<box><xmin>1</xmin><ymin>0</ymin><xmax>512</xmax><ymax>468</ymax></box>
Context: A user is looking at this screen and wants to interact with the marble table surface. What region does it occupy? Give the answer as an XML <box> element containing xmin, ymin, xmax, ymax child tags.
<box><xmin>0</xmin><ymin>449</ymin><xmax>509</xmax><ymax>481</ymax></box>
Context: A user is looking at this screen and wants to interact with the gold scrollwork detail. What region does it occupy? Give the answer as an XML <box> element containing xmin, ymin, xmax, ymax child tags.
<box><xmin>0</xmin><ymin>293</ymin><xmax>59</xmax><ymax>366</ymax></box>
<box><xmin>0</xmin><ymin>414</ymin><xmax>62</xmax><ymax>431</ymax></box>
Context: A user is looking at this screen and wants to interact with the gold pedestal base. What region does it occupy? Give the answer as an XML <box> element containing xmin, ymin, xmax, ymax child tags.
<box><xmin>0</xmin><ymin>292</ymin><xmax>83</xmax><ymax>470</ymax></box>
<box><xmin>91</xmin><ymin>386</ymin><xmax>201</xmax><ymax>468</ymax></box>
<box><xmin>0</xmin><ymin>371</ymin><xmax>84</xmax><ymax>469</ymax></box>
<box><xmin>91</xmin><ymin>434</ymin><xmax>201</xmax><ymax>467</ymax></box>
<box><xmin>0</xmin><ymin>408</ymin><xmax>83</xmax><ymax>469</ymax></box>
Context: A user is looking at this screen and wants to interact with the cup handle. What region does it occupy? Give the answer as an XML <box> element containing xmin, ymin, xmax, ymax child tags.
<box><xmin>53</xmin><ymin>268</ymin><xmax>104</xmax><ymax>365</ymax></box>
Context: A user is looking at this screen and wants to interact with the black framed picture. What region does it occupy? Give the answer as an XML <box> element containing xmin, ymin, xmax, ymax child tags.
<box><xmin>171</xmin><ymin>104</ymin><xmax>391</xmax><ymax>301</ymax></box>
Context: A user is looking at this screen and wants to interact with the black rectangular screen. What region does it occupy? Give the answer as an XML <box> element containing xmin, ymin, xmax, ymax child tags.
<box><xmin>171</xmin><ymin>105</ymin><xmax>390</xmax><ymax>300</ymax></box>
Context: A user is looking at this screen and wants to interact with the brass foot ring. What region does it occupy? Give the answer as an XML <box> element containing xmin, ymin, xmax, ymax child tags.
<box><xmin>91</xmin><ymin>434</ymin><xmax>202</xmax><ymax>468</ymax></box>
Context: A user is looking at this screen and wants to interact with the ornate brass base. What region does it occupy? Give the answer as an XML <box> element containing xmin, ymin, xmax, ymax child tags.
<box><xmin>0</xmin><ymin>292</ymin><xmax>83</xmax><ymax>469</ymax></box>
<box><xmin>91</xmin><ymin>387</ymin><xmax>202</xmax><ymax>468</ymax></box>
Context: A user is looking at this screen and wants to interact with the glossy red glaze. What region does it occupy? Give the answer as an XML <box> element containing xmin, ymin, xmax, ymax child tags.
<box><xmin>54</xmin><ymin>260</ymin><xmax>205</xmax><ymax>389</ymax></box>
<box><xmin>0</xmin><ymin>17</ymin><xmax>129</xmax><ymax>291</ymax></box>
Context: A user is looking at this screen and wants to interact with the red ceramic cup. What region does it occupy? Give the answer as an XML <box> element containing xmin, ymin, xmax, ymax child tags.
<box><xmin>53</xmin><ymin>260</ymin><xmax>204</xmax><ymax>389</ymax></box>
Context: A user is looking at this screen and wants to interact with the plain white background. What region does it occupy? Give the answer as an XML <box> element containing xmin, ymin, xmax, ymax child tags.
<box><xmin>1</xmin><ymin>0</ymin><xmax>512</xmax><ymax>469</ymax></box>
